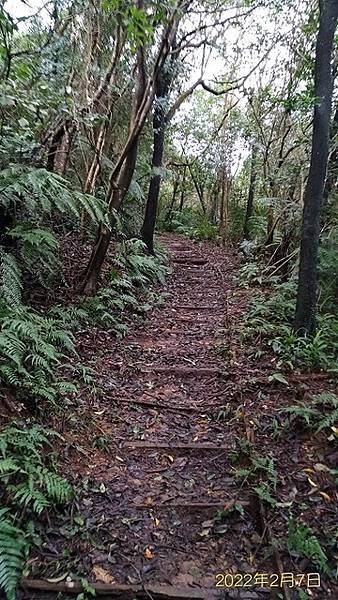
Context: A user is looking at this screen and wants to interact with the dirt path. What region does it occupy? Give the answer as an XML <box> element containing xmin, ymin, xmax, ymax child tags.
<box><xmin>72</xmin><ymin>233</ymin><xmax>271</xmax><ymax>598</ymax></box>
<box><xmin>25</xmin><ymin>234</ymin><xmax>336</xmax><ymax>599</ymax></box>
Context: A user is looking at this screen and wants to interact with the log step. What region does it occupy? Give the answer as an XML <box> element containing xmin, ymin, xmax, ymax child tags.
<box><xmin>123</xmin><ymin>441</ymin><xmax>231</xmax><ymax>450</ymax></box>
<box><xmin>22</xmin><ymin>579</ymin><xmax>220</xmax><ymax>599</ymax></box>
<box><xmin>173</xmin><ymin>258</ymin><xmax>207</xmax><ymax>265</ymax></box>
<box><xmin>133</xmin><ymin>500</ymin><xmax>250</xmax><ymax>510</ymax></box>
<box><xmin>139</xmin><ymin>366</ymin><xmax>225</xmax><ymax>376</ymax></box>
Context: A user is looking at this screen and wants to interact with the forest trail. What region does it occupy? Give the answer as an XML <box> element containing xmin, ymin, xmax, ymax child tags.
<box><xmin>59</xmin><ymin>234</ymin><xmax>273</xmax><ymax>599</ymax></box>
<box><xmin>23</xmin><ymin>235</ymin><xmax>336</xmax><ymax>600</ymax></box>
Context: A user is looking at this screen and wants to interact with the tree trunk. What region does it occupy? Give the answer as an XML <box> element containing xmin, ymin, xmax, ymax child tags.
<box><xmin>81</xmin><ymin>140</ymin><xmax>139</xmax><ymax>294</ymax></box>
<box><xmin>166</xmin><ymin>176</ymin><xmax>179</xmax><ymax>222</ymax></box>
<box><xmin>209</xmin><ymin>180</ymin><xmax>220</xmax><ymax>225</ymax></box>
<box><xmin>46</xmin><ymin>120</ymin><xmax>75</xmax><ymax>174</ymax></box>
<box><xmin>80</xmin><ymin>6</ymin><xmax>180</xmax><ymax>293</ymax></box>
<box><xmin>294</xmin><ymin>0</ymin><xmax>338</xmax><ymax>334</ymax></box>
<box><xmin>187</xmin><ymin>163</ymin><xmax>206</xmax><ymax>214</ymax></box>
<box><xmin>81</xmin><ymin>35</ymin><xmax>147</xmax><ymax>294</ymax></box>
<box><xmin>141</xmin><ymin>70</ymin><xmax>170</xmax><ymax>254</ymax></box>
<box><xmin>219</xmin><ymin>172</ymin><xmax>230</xmax><ymax>246</ymax></box>
<box><xmin>322</xmin><ymin>104</ymin><xmax>338</xmax><ymax>219</ymax></box>
<box><xmin>80</xmin><ymin>120</ymin><xmax>110</xmax><ymax>236</ymax></box>
<box><xmin>179</xmin><ymin>165</ymin><xmax>187</xmax><ymax>211</ymax></box>
<box><xmin>243</xmin><ymin>144</ymin><xmax>257</xmax><ymax>240</ymax></box>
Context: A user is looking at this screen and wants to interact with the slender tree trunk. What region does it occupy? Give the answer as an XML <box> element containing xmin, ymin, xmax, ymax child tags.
<box><xmin>80</xmin><ymin>120</ymin><xmax>110</xmax><ymax>236</ymax></box>
<box><xmin>209</xmin><ymin>180</ymin><xmax>220</xmax><ymax>224</ymax></box>
<box><xmin>179</xmin><ymin>165</ymin><xmax>187</xmax><ymax>211</ymax></box>
<box><xmin>219</xmin><ymin>172</ymin><xmax>230</xmax><ymax>246</ymax></box>
<box><xmin>81</xmin><ymin>140</ymin><xmax>139</xmax><ymax>294</ymax></box>
<box><xmin>166</xmin><ymin>176</ymin><xmax>179</xmax><ymax>222</ymax></box>
<box><xmin>46</xmin><ymin>121</ymin><xmax>75</xmax><ymax>174</ymax></box>
<box><xmin>141</xmin><ymin>70</ymin><xmax>170</xmax><ymax>254</ymax></box>
<box><xmin>294</xmin><ymin>0</ymin><xmax>338</xmax><ymax>334</ymax></box>
<box><xmin>187</xmin><ymin>163</ymin><xmax>206</xmax><ymax>214</ymax></box>
<box><xmin>80</xmin><ymin>8</ymin><xmax>180</xmax><ymax>293</ymax></box>
<box><xmin>81</xmin><ymin>32</ymin><xmax>148</xmax><ymax>294</ymax></box>
<box><xmin>243</xmin><ymin>144</ymin><xmax>257</xmax><ymax>240</ymax></box>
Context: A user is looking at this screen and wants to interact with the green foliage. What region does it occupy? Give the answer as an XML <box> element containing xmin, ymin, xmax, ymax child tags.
<box><xmin>318</xmin><ymin>226</ymin><xmax>338</xmax><ymax>312</ymax></box>
<box><xmin>243</xmin><ymin>280</ymin><xmax>338</xmax><ymax>369</ymax></box>
<box><xmin>82</xmin><ymin>286</ymin><xmax>130</xmax><ymax>336</ymax></box>
<box><xmin>233</xmin><ymin>450</ymin><xmax>278</xmax><ymax>507</ymax></box>
<box><xmin>0</xmin><ymin>232</ymin><xmax>170</xmax><ymax>402</ymax></box>
<box><xmin>0</xmin><ymin>509</ymin><xmax>28</xmax><ymax>600</ymax></box>
<box><xmin>163</xmin><ymin>208</ymin><xmax>217</xmax><ymax>240</ymax></box>
<box><xmin>0</xmin><ymin>251</ymin><xmax>22</xmax><ymax>307</ymax></box>
<box><xmin>80</xmin><ymin>239</ymin><xmax>169</xmax><ymax>333</ymax></box>
<box><xmin>0</xmin><ymin>424</ymin><xmax>73</xmax><ymax>599</ymax></box>
<box><xmin>288</xmin><ymin>518</ymin><xmax>329</xmax><ymax>573</ymax></box>
<box><xmin>0</xmin><ymin>166</ymin><xmax>107</xmax><ymax>225</ymax></box>
<box><xmin>115</xmin><ymin>238</ymin><xmax>169</xmax><ymax>287</ymax></box>
<box><xmin>9</xmin><ymin>224</ymin><xmax>60</xmax><ymax>284</ymax></box>
<box><xmin>235</xmin><ymin>260</ymin><xmax>279</xmax><ymax>287</ymax></box>
<box><xmin>0</xmin><ymin>306</ymin><xmax>76</xmax><ymax>402</ymax></box>
<box><xmin>280</xmin><ymin>391</ymin><xmax>338</xmax><ymax>432</ymax></box>
<box><xmin>0</xmin><ymin>166</ymin><xmax>108</xmax><ymax>291</ymax></box>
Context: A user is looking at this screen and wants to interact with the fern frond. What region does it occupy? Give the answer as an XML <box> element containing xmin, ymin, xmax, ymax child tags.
<box><xmin>317</xmin><ymin>407</ymin><xmax>338</xmax><ymax>431</ymax></box>
<box><xmin>39</xmin><ymin>468</ymin><xmax>73</xmax><ymax>503</ymax></box>
<box><xmin>0</xmin><ymin>252</ymin><xmax>22</xmax><ymax>307</ymax></box>
<box><xmin>0</xmin><ymin>509</ymin><xmax>28</xmax><ymax>600</ymax></box>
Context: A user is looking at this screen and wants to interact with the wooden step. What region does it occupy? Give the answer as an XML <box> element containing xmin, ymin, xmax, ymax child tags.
<box><xmin>139</xmin><ymin>366</ymin><xmax>225</xmax><ymax>377</ymax></box>
<box><xmin>123</xmin><ymin>441</ymin><xmax>231</xmax><ymax>450</ymax></box>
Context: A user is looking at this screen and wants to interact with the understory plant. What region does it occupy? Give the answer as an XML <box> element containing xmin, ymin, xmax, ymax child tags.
<box><xmin>243</xmin><ymin>279</ymin><xmax>338</xmax><ymax>369</ymax></box>
<box><xmin>0</xmin><ymin>424</ymin><xmax>73</xmax><ymax>599</ymax></box>
<box><xmin>280</xmin><ymin>390</ymin><xmax>338</xmax><ymax>433</ymax></box>
<box><xmin>163</xmin><ymin>208</ymin><xmax>217</xmax><ymax>240</ymax></box>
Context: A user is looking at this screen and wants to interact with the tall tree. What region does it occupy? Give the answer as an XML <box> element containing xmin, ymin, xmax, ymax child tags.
<box><xmin>140</xmin><ymin>64</ymin><xmax>171</xmax><ymax>254</ymax></box>
<box><xmin>81</xmin><ymin>4</ymin><xmax>181</xmax><ymax>293</ymax></box>
<box><xmin>294</xmin><ymin>0</ymin><xmax>338</xmax><ymax>334</ymax></box>
<box><xmin>243</xmin><ymin>144</ymin><xmax>257</xmax><ymax>240</ymax></box>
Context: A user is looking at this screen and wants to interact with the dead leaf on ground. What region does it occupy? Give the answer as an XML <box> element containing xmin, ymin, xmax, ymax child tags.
<box><xmin>92</xmin><ymin>565</ymin><xmax>115</xmax><ymax>583</ymax></box>
<box><xmin>144</xmin><ymin>547</ymin><xmax>154</xmax><ymax>559</ymax></box>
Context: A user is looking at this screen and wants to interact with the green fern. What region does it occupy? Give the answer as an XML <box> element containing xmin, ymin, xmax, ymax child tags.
<box><xmin>0</xmin><ymin>166</ymin><xmax>108</xmax><ymax>226</ymax></box>
<box><xmin>0</xmin><ymin>509</ymin><xmax>28</xmax><ymax>600</ymax></box>
<box><xmin>0</xmin><ymin>307</ymin><xmax>76</xmax><ymax>401</ymax></box>
<box><xmin>288</xmin><ymin>518</ymin><xmax>329</xmax><ymax>573</ymax></box>
<box><xmin>280</xmin><ymin>391</ymin><xmax>338</xmax><ymax>432</ymax></box>
<box><xmin>0</xmin><ymin>426</ymin><xmax>73</xmax><ymax>599</ymax></box>
<box><xmin>115</xmin><ymin>239</ymin><xmax>169</xmax><ymax>288</ymax></box>
<box><xmin>9</xmin><ymin>224</ymin><xmax>60</xmax><ymax>283</ymax></box>
<box><xmin>0</xmin><ymin>252</ymin><xmax>22</xmax><ymax>307</ymax></box>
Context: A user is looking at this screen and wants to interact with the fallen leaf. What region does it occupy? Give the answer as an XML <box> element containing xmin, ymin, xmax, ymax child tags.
<box><xmin>92</xmin><ymin>565</ymin><xmax>115</xmax><ymax>584</ymax></box>
<box><xmin>320</xmin><ymin>491</ymin><xmax>331</xmax><ymax>502</ymax></box>
<box><xmin>314</xmin><ymin>463</ymin><xmax>330</xmax><ymax>472</ymax></box>
<box><xmin>144</xmin><ymin>547</ymin><xmax>154</xmax><ymax>559</ymax></box>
